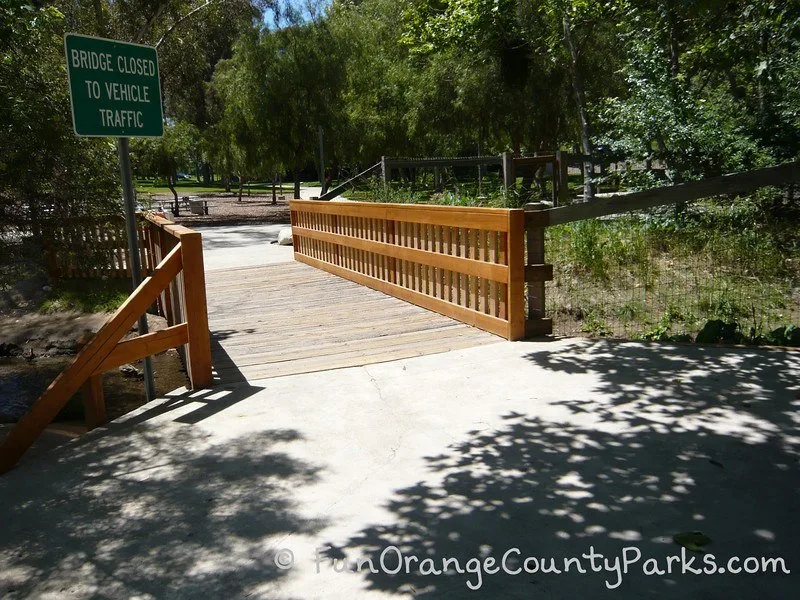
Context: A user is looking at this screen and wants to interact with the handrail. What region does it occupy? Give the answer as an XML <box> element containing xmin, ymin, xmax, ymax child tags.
<box><xmin>529</xmin><ymin>161</ymin><xmax>800</xmax><ymax>226</ymax></box>
<box><xmin>319</xmin><ymin>162</ymin><xmax>381</xmax><ymax>200</ymax></box>
<box><xmin>520</xmin><ymin>161</ymin><xmax>800</xmax><ymax>336</ymax></box>
<box><xmin>0</xmin><ymin>214</ymin><xmax>212</xmax><ymax>474</ymax></box>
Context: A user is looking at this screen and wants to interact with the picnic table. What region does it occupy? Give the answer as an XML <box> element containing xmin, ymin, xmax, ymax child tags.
<box><xmin>188</xmin><ymin>197</ymin><xmax>212</xmax><ymax>215</ymax></box>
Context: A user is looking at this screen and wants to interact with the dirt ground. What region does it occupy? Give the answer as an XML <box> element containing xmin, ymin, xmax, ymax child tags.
<box><xmin>0</xmin><ymin>310</ymin><xmax>189</xmax><ymax>456</ymax></box>
<box><xmin>152</xmin><ymin>193</ymin><xmax>292</xmax><ymax>227</ymax></box>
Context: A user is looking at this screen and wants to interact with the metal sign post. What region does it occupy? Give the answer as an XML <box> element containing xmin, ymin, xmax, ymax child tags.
<box><xmin>65</xmin><ymin>33</ymin><xmax>164</xmax><ymax>403</ymax></box>
<box><xmin>118</xmin><ymin>137</ymin><xmax>156</xmax><ymax>401</ymax></box>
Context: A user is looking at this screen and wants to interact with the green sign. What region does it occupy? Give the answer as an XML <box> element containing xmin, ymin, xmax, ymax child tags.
<box><xmin>64</xmin><ymin>34</ymin><xmax>163</xmax><ymax>137</ymax></box>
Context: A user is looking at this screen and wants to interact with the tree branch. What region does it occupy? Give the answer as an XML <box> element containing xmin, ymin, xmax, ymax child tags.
<box><xmin>135</xmin><ymin>1</ymin><xmax>168</xmax><ymax>44</ymax></box>
<box><xmin>156</xmin><ymin>0</ymin><xmax>217</xmax><ymax>49</ymax></box>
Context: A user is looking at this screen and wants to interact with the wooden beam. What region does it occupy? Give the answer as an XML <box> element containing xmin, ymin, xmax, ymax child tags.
<box><xmin>92</xmin><ymin>324</ymin><xmax>189</xmax><ymax>375</ymax></box>
<box><xmin>293</xmin><ymin>226</ymin><xmax>509</xmax><ymax>283</ymax></box>
<box><xmin>81</xmin><ymin>375</ymin><xmax>105</xmax><ymax>431</ymax></box>
<box><xmin>544</xmin><ymin>161</ymin><xmax>800</xmax><ymax>226</ymax></box>
<box><xmin>526</xmin><ymin>318</ymin><xmax>553</xmax><ymax>337</ymax></box>
<box><xmin>502</xmin><ymin>152</ymin><xmax>514</xmax><ymax>191</ymax></box>
<box><xmin>525</xmin><ymin>210</ymin><xmax>551</xmax><ymax>228</ymax></box>
<box><xmin>525</xmin><ymin>264</ymin><xmax>554</xmax><ymax>282</ymax></box>
<box><xmin>0</xmin><ymin>245</ymin><xmax>183</xmax><ymax>474</ymax></box>
<box><xmin>319</xmin><ymin>162</ymin><xmax>381</xmax><ymax>201</ymax></box>
<box><xmin>291</xmin><ymin>200</ymin><xmax>511</xmax><ymax>231</ymax></box>
<box><xmin>180</xmin><ymin>232</ymin><xmax>213</xmax><ymax>390</ymax></box>
<box><xmin>385</xmin><ymin>156</ymin><xmax>503</xmax><ymax>169</ymax></box>
<box><xmin>513</xmin><ymin>156</ymin><xmax>556</xmax><ymax>167</ymax></box>
<box><xmin>506</xmin><ymin>210</ymin><xmax>526</xmax><ymax>341</ymax></box>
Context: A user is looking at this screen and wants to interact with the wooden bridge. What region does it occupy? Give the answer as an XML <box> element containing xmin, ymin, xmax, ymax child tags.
<box><xmin>2</xmin><ymin>160</ymin><xmax>796</xmax><ymax>473</ymax></box>
<box><xmin>206</xmin><ymin>262</ymin><xmax>498</xmax><ymax>382</ymax></box>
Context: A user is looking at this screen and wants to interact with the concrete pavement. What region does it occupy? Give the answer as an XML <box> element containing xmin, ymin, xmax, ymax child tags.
<box><xmin>1</xmin><ymin>338</ymin><xmax>798</xmax><ymax>598</ymax></box>
<box><xmin>195</xmin><ymin>223</ymin><xmax>294</xmax><ymax>271</ymax></box>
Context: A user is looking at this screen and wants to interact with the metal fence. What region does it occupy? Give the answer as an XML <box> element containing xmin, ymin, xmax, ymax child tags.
<box><xmin>543</xmin><ymin>201</ymin><xmax>799</xmax><ymax>343</ymax></box>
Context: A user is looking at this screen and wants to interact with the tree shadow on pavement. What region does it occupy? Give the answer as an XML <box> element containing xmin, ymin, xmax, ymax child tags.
<box><xmin>342</xmin><ymin>341</ymin><xmax>800</xmax><ymax>599</ymax></box>
<box><xmin>0</xmin><ymin>419</ymin><xmax>324</xmax><ymax>599</ymax></box>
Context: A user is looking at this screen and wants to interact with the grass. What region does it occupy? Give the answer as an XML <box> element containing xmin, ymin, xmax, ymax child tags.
<box><xmin>135</xmin><ymin>178</ymin><xmax>301</xmax><ymax>196</ymax></box>
<box><xmin>39</xmin><ymin>278</ymin><xmax>130</xmax><ymax>313</ymax></box>
<box><xmin>544</xmin><ymin>197</ymin><xmax>800</xmax><ymax>342</ymax></box>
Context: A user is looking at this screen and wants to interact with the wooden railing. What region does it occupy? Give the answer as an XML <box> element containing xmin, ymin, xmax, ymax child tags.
<box><xmin>0</xmin><ymin>214</ymin><xmax>212</xmax><ymax>474</ymax></box>
<box><xmin>522</xmin><ymin>160</ymin><xmax>800</xmax><ymax>336</ymax></box>
<box><xmin>291</xmin><ymin>200</ymin><xmax>526</xmax><ymax>340</ymax></box>
<box><xmin>42</xmin><ymin>215</ymin><xmax>150</xmax><ymax>280</ymax></box>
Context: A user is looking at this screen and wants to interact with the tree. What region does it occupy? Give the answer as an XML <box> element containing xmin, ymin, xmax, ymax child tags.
<box><xmin>1</xmin><ymin>2</ymin><xmax>119</xmax><ymax>283</ymax></box>
<box><xmin>132</xmin><ymin>121</ymin><xmax>201</xmax><ymax>214</ymax></box>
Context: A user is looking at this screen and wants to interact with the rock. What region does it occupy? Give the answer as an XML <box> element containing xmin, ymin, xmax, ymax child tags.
<box><xmin>41</xmin><ymin>285</ymin><xmax>52</xmax><ymax>292</ymax></box>
<box><xmin>22</xmin><ymin>347</ymin><xmax>35</xmax><ymax>361</ymax></box>
<box><xmin>119</xmin><ymin>364</ymin><xmax>144</xmax><ymax>379</ymax></box>
<box><xmin>277</xmin><ymin>228</ymin><xmax>294</xmax><ymax>246</ymax></box>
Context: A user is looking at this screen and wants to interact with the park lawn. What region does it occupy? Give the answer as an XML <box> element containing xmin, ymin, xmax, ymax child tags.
<box><xmin>135</xmin><ymin>179</ymin><xmax>301</xmax><ymax>196</ymax></box>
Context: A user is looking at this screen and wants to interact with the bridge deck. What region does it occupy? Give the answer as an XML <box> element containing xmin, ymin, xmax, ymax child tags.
<box><xmin>205</xmin><ymin>261</ymin><xmax>499</xmax><ymax>382</ymax></box>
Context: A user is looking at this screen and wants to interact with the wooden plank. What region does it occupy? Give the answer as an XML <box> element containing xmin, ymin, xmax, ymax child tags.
<box><xmin>294</xmin><ymin>253</ymin><xmax>511</xmax><ymax>338</ymax></box>
<box><xmin>525</xmin><ymin>264</ymin><xmax>554</xmax><ymax>282</ymax></box>
<box><xmin>0</xmin><ymin>245</ymin><xmax>183</xmax><ymax>474</ymax></box>
<box><xmin>469</xmin><ymin>229</ymin><xmax>479</xmax><ymax>312</ymax></box>
<box><xmin>526</xmin><ymin>318</ymin><xmax>553</xmax><ymax>337</ymax></box>
<box><xmin>180</xmin><ymin>231</ymin><xmax>213</xmax><ymax>390</ymax></box>
<box><xmin>506</xmin><ymin>210</ymin><xmax>526</xmax><ymax>340</ymax></box>
<box><xmin>225</xmin><ymin>324</ymin><xmax>487</xmax><ymax>366</ymax></box>
<box><xmin>320</xmin><ymin>162</ymin><xmax>381</xmax><ymax>200</ymax></box>
<box><xmin>542</xmin><ymin>161</ymin><xmax>800</xmax><ymax>225</ymax></box>
<box><xmin>92</xmin><ymin>324</ymin><xmax>189</xmax><ymax>374</ymax></box>
<box><xmin>291</xmin><ymin>200</ymin><xmax>511</xmax><ymax>231</ymax></box>
<box><xmin>385</xmin><ymin>156</ymin><xmax>502</xmax><ymax>169</ymax></box>
<box><xmin>81</xmin><ymin>374</ymin><xmax>105</xmax><ymax>431</ymax></box>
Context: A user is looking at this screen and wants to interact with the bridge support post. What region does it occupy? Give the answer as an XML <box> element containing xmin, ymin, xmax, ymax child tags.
<box><xmin>524</xmin><ymin>203</ymin><xmax>553</xmax><ymax>338</ymax></box>
<box><xmin>181</xmin><ymin>232</ymin><xmax>213</xmax><ymax>389</ymax></box>
<box><xmin>82</xmin><ymin>374</ymin><xmax>106</xmax><ymax>430</ymax></box>
<box><xmin>507</xmin><ymin>209</ymin><xmax>526</xmax><ymax>341</ymax></box>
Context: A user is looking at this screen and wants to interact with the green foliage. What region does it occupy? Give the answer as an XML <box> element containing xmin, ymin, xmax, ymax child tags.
<box><xmin>546</xmin><ymin>196</ymin><xmax>799</xmax><ymax>343</ymax></box>
<box><xmin>133</xmin><ymin>121</ymin><xmax>200</xmax><ymax>181</ymax></box>
<box><xmin>39</xmin><ymin>278</ymin><xmax>130</xmax><ymax>313</ymax></box>
<box><xmin>0</xmin><ymin>2</ymin><xmax>120</xmax><ymax>285</ymax></box>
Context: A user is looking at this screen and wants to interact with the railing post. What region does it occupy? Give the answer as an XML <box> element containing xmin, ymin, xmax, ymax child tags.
<box><xmin>82</xmin><ymin>374</ymin><xmax>106</xmax><ymax>430</ymax></box>
<box><xmin>556</xmin><ymin>150</ymin><xmax>568</xmax><ymax>205</ymax></box>
<box><xmin>524</xmin><ymin>203</ymin><xmax>554</xmax><ymax>337</ymax></box>
<box><xmin>381</xmin><ymin>156</ymin><xmax>389</xmax><ymax>193</ymax></box>
<box><xmin>506</xmin><ymin>209</ymin><xmax>526</xmax><ymax>341</ymax></box>
<box><xmin>502</xmin><ymin>152</ymin><xmax>515</xmax><ymax>192</ymax></box>
<box><xmin>387</xmin><ymin>218</ymin><xmax>397</xmax><ymax>284</ymax></box>
<box><xmin>180</xmin><ymin>231</ymin><xmax>213</xmax><ymax>389</ymax></box>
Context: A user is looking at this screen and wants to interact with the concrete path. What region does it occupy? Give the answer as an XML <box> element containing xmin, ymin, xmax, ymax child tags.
<box><xmin>195</xmin><ymin>223</ymin><xmax>294</xmax><ymax>271</ymax></box>
<box><xmin>1</xmin><ymin>339</ymin><xmax>798</xmax><ymax>599</ymax></box>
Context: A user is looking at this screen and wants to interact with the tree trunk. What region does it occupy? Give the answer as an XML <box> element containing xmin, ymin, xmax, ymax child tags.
<box><xmin>168</xmin><ymin>175</ymin><xmax>179</xmax><ymax>216</ymax></box>
<box><xmin>562</xmin><ymin>13</ymin><xmax>594</xmax><ymax>201</ymax></box>
<box><xmin>662</xmin><ymin>1</ymin><xmax>680</xmax><ymax>79</ymax></box>
<box><xmin>293</xmin><ymin>167</ymin><xmax>301</xmax><ymax>199</ymax></box>
<box><xmin>224</xmin><ymin>173</ymin><xmax>231</xmax><ymax>193</ymax></box>
<box><xmin>237</xmin><ymin>175</ymin><xmax>244</xmax><ymax>202</ymax></box>
<box><xmin>202</xmin><ymin>162</ymin><xmax>211</xmax><ymax>186</ymax></box>
<box><xmin>271</xmin><ymin>175</ymin><xmax>277</xmax><ymax>205</ymax></box>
